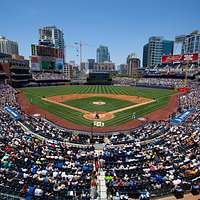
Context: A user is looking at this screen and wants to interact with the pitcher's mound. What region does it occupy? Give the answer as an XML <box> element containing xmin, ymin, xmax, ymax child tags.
<box><xmin>92</xmin><ymin>101</ymin><xmax>106</xmax><ymax>105</ymax></box>
<box><xmin>83</xmin><ymin>112</ymin><xmax>114</xmax><ymax>121</ymax></box>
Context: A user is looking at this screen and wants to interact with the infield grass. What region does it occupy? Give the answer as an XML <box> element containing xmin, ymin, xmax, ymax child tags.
<box><xmin>64</xmin><ymin>96</ymin><xmax>134</xmax><ymax>112</ymax></box>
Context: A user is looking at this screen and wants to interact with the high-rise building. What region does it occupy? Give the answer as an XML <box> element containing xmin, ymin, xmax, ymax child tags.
<box><xmin>96</xmin><ymin>45</ymin><xmax>110</xmax><ymax>63</ymax></box>
<box><xmin>80</xmin><ymin>62</ymin><xmax>88</xmax><ymax>72</ymax></box>
<box><xmin>64</xmin><ymin>63</ymin><xmax>73</xmax><ymax>79</ymax></box>
<box><xmin>143</xmin><ymin>37</ymin><xmax>174</xmax><ymax>67</ymax></box>
<box><xmin>127</xmin><ymin>53</ymin><xmax>140</xmax><ymax>77</ymax></box>
<box><xmin>39</xmin><ymin>26</ymin><xmax>65</xmax><ymax>60</ymax></box>
<box><xmin>179</xmin><ymin>30</ymin><xmax>200</xmax><ymax>54</ymax></box>
<box><xmin>88</xmin><ymin>59</ymin><xmax>95</xmax><ymax>72</ymax></box>
<box><xmin>148</xmin><ymin>37</ymin><xmax>164</xmax><ymax>67</ymax></box>
<box><xmin>118</xmin><ymin>64</ymin><xmax>128</xmax><ymax>74</ymax></box>
<box><xmin>0</xmin><ymin>36</ymin><xmax>19</xmax><ymax>55</ymax></box>
<box><xmin>163</xmin><ymin>40</ymin><xmax>174</xmax><ymax>55</ymax></box>
<box><xmin>142</xmin><ymin>43</ymin><xmax>148</xmax><ymax>68</ymax></box>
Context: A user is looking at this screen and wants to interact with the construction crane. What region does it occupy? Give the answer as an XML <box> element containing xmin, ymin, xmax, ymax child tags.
<box><xmin>65</xmin><ymin>44</ymin><xmax>77</xmax><ymax>63</ymax></box>
<box><xmin>65</xmin><ymin>41</ymin><xmax>95</xmax><ymax>71</ymax></box>
<box><xmin>74</xmin><ymin>41</ymin><xmax>95</xmax><ymax>71</ymax></box>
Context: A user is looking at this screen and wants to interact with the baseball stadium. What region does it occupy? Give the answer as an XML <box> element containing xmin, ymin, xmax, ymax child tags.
<box><xmin>0</xmin><ymin>13</ymin><xmax>199</xmax><ymax>200</ymax></box>
<box><xmin>1</xmin><ymin>60</ymin><xmax>200</xmax><ymax>200</ymax></box>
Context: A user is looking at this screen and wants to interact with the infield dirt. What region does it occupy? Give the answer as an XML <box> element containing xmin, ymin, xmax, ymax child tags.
<box><xmin>42</xmin><ymin>93</ymin><xmax>156</xmax><ymax>121</ymax></box>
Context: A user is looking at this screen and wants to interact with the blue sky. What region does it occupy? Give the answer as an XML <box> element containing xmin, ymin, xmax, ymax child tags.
<box><xmin>0</xmin><ymin>0</ymin><xmax>199</xmax><ymax>65</ymax></box>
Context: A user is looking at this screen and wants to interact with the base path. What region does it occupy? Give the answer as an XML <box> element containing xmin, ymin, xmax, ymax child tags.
<box><xmin>45</xmin><ymin>93</ymin><xmax>153</xmax><ymax>104</ymax></box>
<box><xmin>42</xmin><ymin>97</ymin><xmax>91</xmax><ymax>114</ymax></box>
<box><xmin>17</xmin><ymin>91</ymin><xmax>179</xmax><ymax>133</ymax></box>
<box><xmin>110</xmin><ymin>99</ymin><xmax>155</xmax><ymax>114</ymax></box>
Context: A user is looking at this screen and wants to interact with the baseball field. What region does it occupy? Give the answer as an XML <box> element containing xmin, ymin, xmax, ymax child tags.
<box><xmin>21</xmin><ymin>85</ymin><xmax>177</xmax><ymax>128</ymax></box>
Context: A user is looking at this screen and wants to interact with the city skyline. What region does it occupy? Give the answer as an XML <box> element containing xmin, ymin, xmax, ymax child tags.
<box><xmin>0</xmin><ymin>0</ymin><xmax>199</xmax><ymax>65</ymax></box>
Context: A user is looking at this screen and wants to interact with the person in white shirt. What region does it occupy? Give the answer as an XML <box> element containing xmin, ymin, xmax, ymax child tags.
<box><xmin>34</xmin><ymin>187</ymin><xmax>43</xmax><ymax>197</ymax></box>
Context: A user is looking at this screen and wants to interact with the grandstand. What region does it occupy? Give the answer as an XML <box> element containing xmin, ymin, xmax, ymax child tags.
<box><xmin>0</xmin><ymin>53</ymin><xmax>31</xmax><ymax>87</ymax></box>
<box><xmin>0</xmin><ymin>74</ymin><xmax>199</xmax><ymax>200</ymax></box>
<box><xmin>30</xmin><ymin>71</ymin><xmax>70</xmax><ymax>86</ymax></box>
<box><xmin>142</xmin><ymin>54</ymin><xmax>199</xmax><ymax>80</ymax></box>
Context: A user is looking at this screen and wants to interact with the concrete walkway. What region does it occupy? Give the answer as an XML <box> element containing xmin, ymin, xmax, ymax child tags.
<box><xmin>97</xmin><ymin>170</ymin><xmax>107</xmax><ymax>200</ymax></box>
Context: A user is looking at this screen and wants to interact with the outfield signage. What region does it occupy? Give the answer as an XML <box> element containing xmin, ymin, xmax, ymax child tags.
<box><xmin>162</xmin><ymin>53</ymin><xmax>198</xmax><ymax>63</ymax></box>
<box><xmin>171</xmin><ymin>109</ymin><xmax>194</xmax><ymax>125</ymax></box>
<box><xmin>4</xmin><ymin>106</ymin><xmax>21</xmax><ymax>120</ymax></box>
<box><xmin>178</xmin><ymin>87</ymin><xmax>190</xmax><ymax>93</ymax></box>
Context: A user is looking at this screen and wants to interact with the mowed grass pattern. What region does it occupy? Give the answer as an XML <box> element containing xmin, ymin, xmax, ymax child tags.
<box><xmin>64</xmin><ymin>96</ymin><xmax>134</xmax><ymax>112</ymax></box>
<box><xmin>21</xmin><ymin>85</ymin><xmax>176</xmax><ymax>127</ymax></box>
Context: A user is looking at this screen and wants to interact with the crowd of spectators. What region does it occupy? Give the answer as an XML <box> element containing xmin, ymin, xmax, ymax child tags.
<box><xmin>144</xmin><ymin>62</ymin><xmax>199</xmax><ymax>77</ymax></box>
<box><xmin>0</xmin><ymin>83</ymin><xmax>21</xmax><ymax>114</ymax></box>
<box><xmin>135</xmin><ymin>78</ymin><xmax>186</xmax><ymax>89</ymax></box>
<box><xmin>32</xmin><ymin>72</ymin><xmax>69</xmax><ymax>81</ymax></box>
<box><xmin>24</xmin><ymin>116</ymin><xmax>91</xmax><ymax>145</ymax></box>
<box><xmin>178</xmin><ymin>85</ymin><xmax>200</xmax><ymax>112</ymax></box>
<box><xmin>102</xmin><ymin>84</ymin><xmax>200</xmax><ymax>199</ymax></box>
<box><xmin>0</xmin><ymin>80</ymin><xmax>200</xmax><ymax>199</ymax></box>
<box><xmin>0</xmin><ymin>83</ymin><xmax>97</xmax><ymax>199</ymax></box>
<box><xmin>113</xmin><ymin>77</ymin><xmax>187</xmax><ymax>88</ymax></box>
<box><xmin>0</xmin><ymin>84</ymin><xmax>17</xmax><ymax>107</ymax></box>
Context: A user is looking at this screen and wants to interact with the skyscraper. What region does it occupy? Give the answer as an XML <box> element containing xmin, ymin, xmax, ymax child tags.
<box><xmin>88</xmin><ymin>59</ymin><xmax>95</xmax><ymax>73</ymax></box>
<box><xmin>0</xmin><ymin>36</ymin><xmax>19</xmax><ymax>55</ymax></box>
<box><xmin>143</xmin><ymin>37</ymin><xmax>174</xmax><ymax>67</ymax></box>
<box><xmin>96</xmin><ymin>45</ymin><xmax>110</xmax><ymax>63</ymax></box>
<box><xmin>180</xmin><ymin>30</ymin><xmax>200</xmax><ymax>54</ymax></box>
<box><xmin>127</xmin><ymin>53</ymin><xmax>140</xmax><ymax>77</ymax></box>
<box><xmin>39</xmin><ymin>26</ymin><xmax>65</xmax><ymax>60</ymax></box>
<box><xmin>163</xmin><ymin>40</ymin><xmax>174</xmax><ymax>55</ymax></box>
<box><xmin>148</xmin><ymin>36</ymin><xmax>163</xmax><ymax>67</ymax></box>
<box><xmin>142</xmin><ymin>43</ymin><xmax>148</xmax><ymax>68</ymax></box>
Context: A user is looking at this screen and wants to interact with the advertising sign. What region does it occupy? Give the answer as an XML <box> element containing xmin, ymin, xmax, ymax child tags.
<box><xmin>171</xmin><ymin>108</ymin><xmax>194</xmax><ymax>125</ymax></box>
<box><xmin>178</xmin><ymin>87</ymin><xmax>190</xmax><ymax>93</ymax></box>
<box><xmin>40</xmin><ymin>56</ymin><xmax>55</xmax><ymax>70</ymax></box>
<box><xmin>4</xmin><ymin>106</ymin><xmax>21</xmax><ymax>120</ymax></box>
<box><xmin>31</xmin><ymin>56</ymin><xmax>41</xmax><ymax>71</ymax></box>
<box><xmin>55</xmin><ymin>58</ymin><xmax>64</xmax><ymax>71</ymax></box>
<box><xmin>162</xmin><ymin>54</ymin><xmax>198</xmax><ymax>63</ymax></box>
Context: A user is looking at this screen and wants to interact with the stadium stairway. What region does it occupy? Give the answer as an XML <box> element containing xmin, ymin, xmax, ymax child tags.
<box><xmin>97</xmin><ymin>170</ymin><xmax>107</xmax><ymax>200</ymax></box>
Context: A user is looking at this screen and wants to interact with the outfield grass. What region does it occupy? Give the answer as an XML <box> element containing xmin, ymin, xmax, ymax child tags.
<box><xmin>64</xmin><ymin>96</ymin><xmax>134</xmax><ymax>112</ymax></box>
<box><xmin>21</xmin><ymin>85</ymin><xmax>176</xmax><ymax>127</ymax></box>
